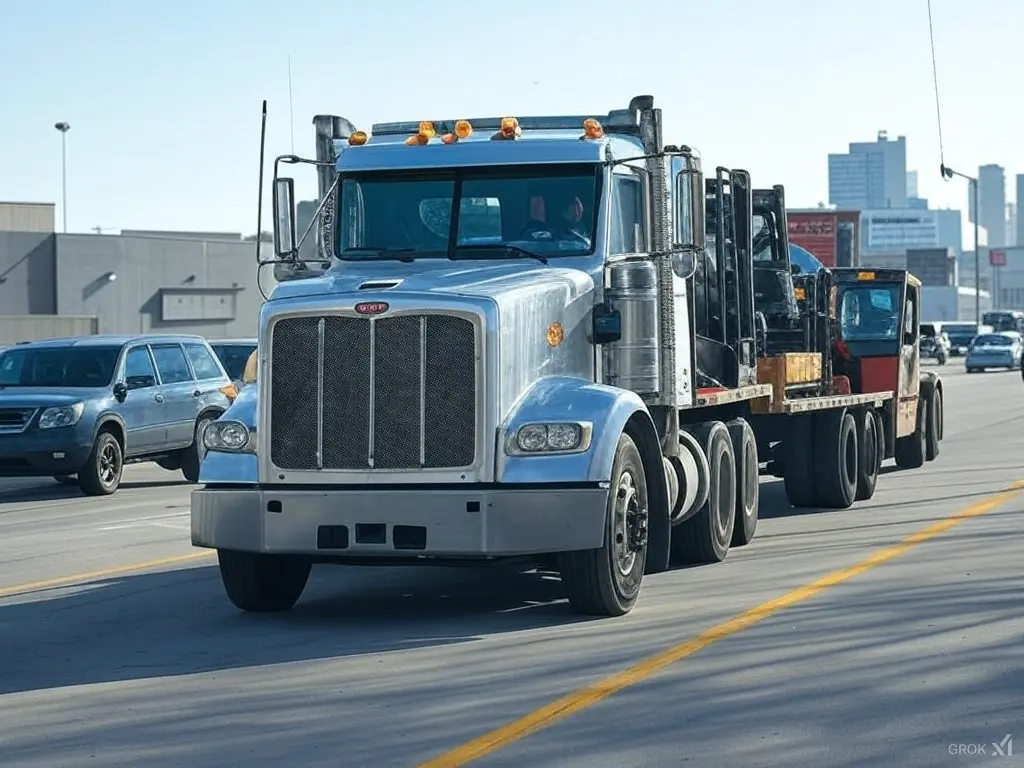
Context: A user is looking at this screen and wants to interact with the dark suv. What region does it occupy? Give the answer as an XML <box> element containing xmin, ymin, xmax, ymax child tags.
<box><xmin>0</xmin><ymin>334</ymin><xmax>236</xmax><ymax>495</ymax></box>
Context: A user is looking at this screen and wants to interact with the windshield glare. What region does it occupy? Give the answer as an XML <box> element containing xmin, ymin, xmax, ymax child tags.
<box><xmin>0</xmin><ymin>346</ymin><xmax>121</xmax><ymax>387</ymax></box>
<box><xmin>336</xmin><ymin>164</ymin><xmax>600</xmax><ymax>260</ymax></box>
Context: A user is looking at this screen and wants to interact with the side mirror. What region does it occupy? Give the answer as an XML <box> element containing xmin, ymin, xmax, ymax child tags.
<box><xmin>669</xmin><ymin>248</ymin><xmax>697</xmax><ymax>280</ymax></box>
<box><xmin>273</xmin><ymin>177</ymin><xmax>297</xmax><ymax>258</ymax></box>
<box><xmin>113</xmin><ymin>382</ymin><xmax>128</xmax><ymax>402</ymax></box>
<box><xmin>673</xmin><ymin>162</ymin><xmax>705</xmax><ymax>251</ymax></box>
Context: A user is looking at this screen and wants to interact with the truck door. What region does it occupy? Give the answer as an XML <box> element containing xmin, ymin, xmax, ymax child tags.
<box><xmin>897</xmin><ymin>281</ymin><xmax>921</xmax><ymax>438</ymax></box>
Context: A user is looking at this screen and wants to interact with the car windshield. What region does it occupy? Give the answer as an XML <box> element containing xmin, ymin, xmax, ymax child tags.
<box><xmin>919</xmin><ymin>324</ymin><xmax>936</xmax><ymax>337</ymax></box>
<box><xmin>838</xmin><ymin>284</ymin><xmax>901</xmax><ymax>341</ymax></box>
<box><xmin>335</xmin><ymin>163</ymin><xmax>600</xmax><ymax>261</ymax></box>
<box><xmin>0</xmin><ymin>345</ymin><xmax>121</xmax><ymax>387</ymax></box>
<box><xmin>972</xmin><ymin>334</ymin><xmax>1012</xmax><ymax>347</ymax></box>
<box><xmin>210</xmin><ymin>343</ymin><xmax>256</xmax><ymax>380</ymax></box>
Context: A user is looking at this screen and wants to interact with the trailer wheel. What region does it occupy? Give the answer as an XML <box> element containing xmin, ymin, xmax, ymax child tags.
<box><xmin>726</xmin><ymin>418</ymin><xmax>759</xmax><ymax>547</ymax></box>
<box><xmin>895</xmin><ymin>392</ymin><xmax>927</xmax><ymax>469</ymax></box>
<box><xmin>783</xmin><ymin>414</ymin><xmax>818</xmax><ymax>508</ymax></box>
<box><xmin>814</xmin><ymin>408</ymin><xmax>858</xmax><ymax>509</ymax></box>
<box><xmin>559</xmin><ymin>431</ymin><xmax>647</xmax><ymax>617</ymax></box>
<box><xmin>217</xmin><ymin>550</ymin><xmax>312</xmax><ymax>612</ymax></box>
<box><xmin>670</xmin><ymin>422</ymin><xmax>736</xmax><ymax>564</ymax></box>
<box><xmin>925</xmin><ymin>386</ymin><xmax>941</xmax><ymax>461</ymax></box>
<box><xmin>854</xmin><ymin>409</ymin><xmax>881</xmax><ymax>501</ymax></box>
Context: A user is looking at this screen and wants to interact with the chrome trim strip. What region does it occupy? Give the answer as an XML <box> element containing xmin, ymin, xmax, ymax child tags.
<box><xmin>368</xmin><ymin>316</ymin><xmax>376</xmax><ymax>469</ymax></box>
<box><xmin>0</xmin><ymin>408</ymin><xmax>37</xmax><ymax>435</ymax></box>
<box><xmin>315</xmin><ymin>317</ymin><xmax>325</xmax><ymax>470</ymax></box>
<box><xmin>419</xmin><ymin>315</ymin><xmax>427</xmax><ymax>467</ymax></box>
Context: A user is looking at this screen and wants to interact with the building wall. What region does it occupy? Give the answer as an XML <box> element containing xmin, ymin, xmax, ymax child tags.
<box><xmin>1016</xmin><ymin>175</ymin><xmax>1024</xmax><ymax>246</ymax></box>
<box><xmin>860</xmin><ymin>209</ymin><xmax>939</xmax><ymax>253</ymax></box>
<box><xmin>828</xmin><ymin>132</ymin><xmax>907</xmax><ymax>210</ymax></box>
<box><xmin>0</xmin><ymin>231</ymin><xmax>274</xmax><ymax>341</ymax></box>
<box><xmin>0</xmin><ymin>232</ymin><xmax>57</xmax><ymax>313</ymax></box>
<box><xmin>974</xmin><ymin>164</ymin><xmax>1006</xmax><ymax>247</ymax></box>
<box><xmin>0</xmin><ymin>202</ymin><xmax>55</xmax><ymax>233</ymax></box>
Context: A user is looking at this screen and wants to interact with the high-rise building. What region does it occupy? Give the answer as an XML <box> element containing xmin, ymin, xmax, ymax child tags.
<box><xmin>907</xmin><ymin>171</ymin><xmax>918</xmax><ymax>198</ymax></box>
<box><xmin>827</xmin><ymin>130</ymin><xmax>907</xmax><ymax>209</ymax></box>
<box><xmin>971</xmin><ymin>164</ymin><xmax>1006</xmax><ymax>247</ymax></box>
<box><xmin>1008</xmin><ymin>202</ymin><xmax>1017</xmax><ymax>247</ymax></box>
<box><xmin>1016</xmin><ymin>175</ymin><xmax>1024</xmax><ymax>246</ymax></box>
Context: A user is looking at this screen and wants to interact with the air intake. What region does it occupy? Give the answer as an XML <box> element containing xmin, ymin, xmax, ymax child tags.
<box><xmin>358</xmin><ymin>279</ymin><xmax>403</xmax><ymax>290</ymax></box>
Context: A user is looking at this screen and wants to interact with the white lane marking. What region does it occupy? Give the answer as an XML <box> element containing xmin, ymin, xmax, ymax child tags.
<box><xmin>96</xmin><ymin>512</ymin><xmax>189</xmax><ymax>531</ymax></box>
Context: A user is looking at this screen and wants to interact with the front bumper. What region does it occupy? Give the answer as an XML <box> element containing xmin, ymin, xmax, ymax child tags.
<box><xmin>0</xmin><ymin>431</ymin><xmax>93</xmax><ymax>477</ymax></box>
<box><xmin>191</xmin><ymin>485</ymin><xmax>610</xmax><ymax>557</ymax></box>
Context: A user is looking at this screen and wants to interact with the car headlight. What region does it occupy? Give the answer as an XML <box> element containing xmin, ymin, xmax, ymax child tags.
<box><xmin>203</xmin><ymin>419</ymin><xmax>255</xmax><ymax>453</ymax></box>
<box><xmin>38</xmin><ymin>402</ymin><xmax>85</xmax><ymax>430</ymax></box>
<box><xmin>507</xmin><ymin>422</ymin><xmax>593</xmax><ymax>455</ymax></box>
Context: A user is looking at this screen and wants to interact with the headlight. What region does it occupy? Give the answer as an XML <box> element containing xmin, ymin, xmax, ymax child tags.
<box><xmin>203</xmin><ymin>419</ymin><xmax>254</xmax><ymax>453</ymax></box>
<box><xmin>507</xmin><ymin>422</ymin><xmax>593</xmax><ymax>455</ymax></box>
<box><xmin>38</xmin><ymin>402</ymin><xmax>85</xmax><ymax>430</ymax></box>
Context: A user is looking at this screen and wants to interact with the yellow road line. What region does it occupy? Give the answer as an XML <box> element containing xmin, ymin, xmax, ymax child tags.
<box><xmin>418</xmin><ymin>481</ymin><xmax>1024</xmax><ymax>767</ymax></box>
<box><xmin>0</xmin><ymin>550</ymin><xmax>214</xmax><ymax>599</ymax></box>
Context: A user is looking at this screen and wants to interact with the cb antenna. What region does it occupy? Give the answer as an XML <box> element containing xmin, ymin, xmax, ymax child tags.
<box><xmin>255</xmin><ymin>100</ymin><xmax>271</xmax><ymax>300</ymax></box>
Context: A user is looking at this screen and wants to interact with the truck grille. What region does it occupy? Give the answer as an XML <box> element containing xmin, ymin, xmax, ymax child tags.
<box><xmin>269</xmin><ymin>312</ymin><xmax>477</xmax><ymax>471</ymax></box>
<box><xmin>0</xmin><ymin>408</ymin><xmax>34</xmax><ymax>434</ymax></box>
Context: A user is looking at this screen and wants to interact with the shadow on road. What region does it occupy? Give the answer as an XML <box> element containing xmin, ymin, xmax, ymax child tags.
<box><xmin>0</xmin><ymin>478</ymin><xmax>191</xmax><ymax>503</ymax></box>
<box><xmin>0</xmin><ymin>560</ymin><xmax>599</xmax><ymax>696</ymax></box>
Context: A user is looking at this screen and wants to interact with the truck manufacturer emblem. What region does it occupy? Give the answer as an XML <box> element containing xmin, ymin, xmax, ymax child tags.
<box><xmin>355</xmin><ymin>301</ymin><xmax>389</xmax><ymax>316</ymax></box>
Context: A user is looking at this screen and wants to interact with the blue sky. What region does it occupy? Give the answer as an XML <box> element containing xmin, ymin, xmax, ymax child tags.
<box><xmin>2</xmin><ymin>0</ymin><xmax>1019</xmax><ymax>243</ymax></box>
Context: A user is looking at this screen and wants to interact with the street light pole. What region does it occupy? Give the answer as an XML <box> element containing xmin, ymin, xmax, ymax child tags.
<box><xmin>54</xmin><ymin>121</ymin><xmax>70</xmax><ymax>233</ymax></box>
<box><xmin>940</xmin><ymin>163</ymin><xmax>981</xmax><ymax>327</ymax></box>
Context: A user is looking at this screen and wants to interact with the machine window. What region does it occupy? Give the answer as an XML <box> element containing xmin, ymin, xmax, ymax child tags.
<box><xmin>838</xmin><ymin>285</ymin><xmax>902</xmax><ymax>341</ymax></box>
<box><xmin>124</xmin><ymin>347</ymin><xmax>158</xmax><ymax>389</ymax></box>
<box><xmin>185</xmin><ymin>343</ymin><xmax>224</xmax><ymax>380</ymax></box>
<box><xmin>151</xmin><ymin>344</ymin><xmax>194</xmax><ymax>384</ymax></box>
<box><xmin>609</xmin><ymin>172</ymin><xmax>646</xmax><ymax>254</ymax></box>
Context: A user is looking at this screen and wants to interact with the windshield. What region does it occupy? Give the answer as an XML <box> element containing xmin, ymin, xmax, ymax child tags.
<box><xmin>335</xmin><ymin>163</ymin><xmax>600</xmax><ymax>261</ymax></box>
<box><xmin>210</xmin><ymin>343</ymin><xmax>256</xmax><ymax>380</ymax></box>
<box><xmin>752</xmin><ymin>214</ymin><xmax>774</xmax><ymax>263</ymax></box>
<box><xmin>972</xmin><ymin>334</ymin><xmax>1013</xmax><ymax>347</ymax></box>
<box><xmin>919</xmin><ymin>324</ymin><xmax>936</xmax><ymax>337</ymax></box>
<box><xmin>0</xmin><ymin>345</ymin><xmax>121</xmax><ymax>387</ymax></box>
<box><xmin>982</xmin><ymin>312</ymin><xmax>1021</xmax><ymax>332</ymax></box>
<box><xmin>838</xmin><ymin>284</ymin><xmax>901</xmax><ymax>341</ymax></box>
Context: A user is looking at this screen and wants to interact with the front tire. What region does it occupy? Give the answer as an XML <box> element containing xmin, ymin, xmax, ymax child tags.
<box><xmin>559</xmin><ymin>432</ymin><xmax>648</xmax><ymax>617</ymax></box>
<box><xmin>79</xmin><ymin>430</ymin><xmax>123</xmax><ymax>496</ymax></box>
<box><xmin>217</xmin><ymin>549</ymin><xmax>312</xmax><ymax>612</ymax></box>
<box><xmin>181</xmin><ymin>415</ymin><xmax>215</xmax><ymax>483</ymax></box>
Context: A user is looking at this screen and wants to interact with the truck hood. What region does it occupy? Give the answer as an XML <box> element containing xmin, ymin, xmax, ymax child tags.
<box><xmin>269</xmin><ymin>259</ymin><xmax>592</xmax><ymax>303</ymax></box>
<box><xmin>0</xmin><ymin>387</ymin><xmax>106</xmax><ymax>408</ymax></box>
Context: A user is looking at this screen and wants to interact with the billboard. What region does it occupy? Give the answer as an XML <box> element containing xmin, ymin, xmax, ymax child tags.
<box><xmin>788</xmin><ymin>212</ymin><xmax>837</xmax><ymax>267</ymax></box>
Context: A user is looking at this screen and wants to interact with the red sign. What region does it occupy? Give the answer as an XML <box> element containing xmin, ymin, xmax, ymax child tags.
<box><xmin>354</xmin><ymin>301</ymin><xmax>389</xmax><ymax>316</ymax></box>
<box><xmin>990</xmin><ymin>250</ymin><xmax>1007</xmax><ymax>267</ymax></box>
<box><xmin>787</xmin><ymin>212</ymin><xmax>837</xmax><ymax>268</ymax></box>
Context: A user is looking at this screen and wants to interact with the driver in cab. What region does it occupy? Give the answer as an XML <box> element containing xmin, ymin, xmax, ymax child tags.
<box><xmin>520</xmin><ymin>190</ymin><xmax>592</xmax><ymax>248</ymax></box>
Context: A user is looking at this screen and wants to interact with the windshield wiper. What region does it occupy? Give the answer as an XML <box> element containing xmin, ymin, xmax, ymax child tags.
<box><xmin>340</xmin><ymin>247</ymin><xmax>419</xmax><ymax>262</ymax></box>
<box><xmin>454</xmin><ymin>244</ymin><xmax>548</xmax><ymax>264</ymax></box>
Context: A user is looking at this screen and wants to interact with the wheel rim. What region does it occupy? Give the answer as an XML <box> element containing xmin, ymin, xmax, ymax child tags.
<box><xmin>715</xmin><ymin>451</ymin><xmax>734</xmax><ymax>539</ymax></box>
<box><xmin>99</xmin><ymin>442</ymin><xmax>120</xmax><ymax>485</ymax></box>
<box><xmin>613</xmin><ymin>470</ymin><xmax>642</xmax><ymax>576</ymax></box>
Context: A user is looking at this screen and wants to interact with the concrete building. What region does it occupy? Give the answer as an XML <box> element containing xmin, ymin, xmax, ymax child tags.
<box><xmin>970</xmin><ymin>164</ymin><xmax>1006</xmax><ymax>247</ymax></box>
<box><xmin>935</xmin><ymin>209</ymin><xmax>963</xmax><ymax>257</ymax></box>
<box><xmin>0</xmin><ymin>227</ymin><xmax>275</xmax><ymax>344</ymax></box>
<box><xmin>860</xmin><ymin>209</ymin><xmax>940</xmax><ymax>254</ymax></box>
<box><xmin>0</xmin><ymin>202</ymin><xmax>55</xmax><ymax>233</ymax></box>
<box><xmin>906</xmin><ymin>247</ymin><xmax>957</xmax><ymax>286</ymax></box>
<box><xmin>907</xmin><ymin>171</ymin><xmax>918</xmax><ymax>198</ymax></box>
<box><xmin>1017</xmin><ymin>174</ymin><xmax>1024</xmax><ymax>246</ymax></box>
<box><xmin>1007</xmin><ymin>202</ymin><xmax>1017</xmax><ymax>247</ymax></box>
<box><xmin>828</xmin><ymin>131</ymin><xmax>907</xmax><ymax>210</ymax></box>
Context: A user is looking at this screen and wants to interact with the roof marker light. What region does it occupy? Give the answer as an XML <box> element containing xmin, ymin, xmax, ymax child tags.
<box><xmin>492</xmin><ymin>117</ymin><xmax>521</xmax><ymax>141</ymax></box>
<box><xmin>581</xmin><ymin>118</ymin><xmax>604</xmax><ymax>139</ymax></box>
<box><xmin>405</xmin><ymin>121</ymin><xmax>436</xmax><ymax>146</ymax></box>
<box><xmin>348</xmin><ymin>131</ymin><xmax>368</xmax><ymax>146</ymax></box>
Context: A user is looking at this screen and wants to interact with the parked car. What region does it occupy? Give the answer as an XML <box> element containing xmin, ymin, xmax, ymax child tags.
<box><xmin>0</xmin><ymin>334</ymin><xmax>237</xmax><ymax>495</ymax></box>
<box><xmin>209</xmin><ymin>338</ymin><xmax>257</xmax><ymax>390</ymax></box>
<box><xmin>964</xmin><ymin>331</ymin><xmax>1024</xmax><ymax>373</ymax></box>
<box><xmin>919</xmin><ymin>322</ymin><xmax>950</xmax><ymax>364</ymax></box>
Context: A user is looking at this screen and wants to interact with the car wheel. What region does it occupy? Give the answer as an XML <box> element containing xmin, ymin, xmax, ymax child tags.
<box><xmin>79</xmin><ymin>430</ymin><xmax>124</xmax><ymax>496</ymax></box>
<box><xmin>180</xmin><ymin>415</ymin><xmax>215</xmax><ymax>484</ymax></box>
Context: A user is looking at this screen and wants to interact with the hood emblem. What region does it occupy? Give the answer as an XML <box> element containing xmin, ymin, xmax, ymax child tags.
<box><xmin>355</xmin><ymin>301</ymin><xmax>389</xmax><ymax>316</ymax></box>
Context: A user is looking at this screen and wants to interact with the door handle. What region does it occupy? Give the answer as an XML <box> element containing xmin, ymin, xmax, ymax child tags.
<box><xmin>153</xmin><ymin>393</ymin><xmax>164</xmax><ymax>403</ymax></box>
<box><xmin>193</xmin><ymin>390</ymin><xmax>201</xmax><ymax>397</ymax></box>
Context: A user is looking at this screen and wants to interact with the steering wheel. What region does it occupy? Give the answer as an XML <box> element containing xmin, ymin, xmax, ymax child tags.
<box><xmin>516</xmin><ymin>219</ymin><xmax>589</xmax><ymax>246</ymax></box>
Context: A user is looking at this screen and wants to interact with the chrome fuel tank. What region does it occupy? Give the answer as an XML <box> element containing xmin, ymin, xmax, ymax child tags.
<box><xmin>603</xmin><ymin>258</ymin><xmax>660</xmax><ymax>397</ymax></box>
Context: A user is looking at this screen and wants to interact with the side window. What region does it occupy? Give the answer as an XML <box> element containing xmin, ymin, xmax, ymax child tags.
<box><xmin>184</xmin><ymin>343</ymin><xmax>224</xmax><ymax>380</ymax></box>
<box><xmin>609</xmin><ymin>172</ymin><xmax>646</xmax><ymax>254</ymax></box>
<box><xmin>151</xmin><ymin>344</ymin><xmax>194</xmax><ymax>384</ymax></box>
<box><xmin>904</xmin><ymin>286</ymin><xmax>919</xmax><ymax>341</ymax></box>
<box><xmin>124</xmin><ymin>347</ymin><xmax>157</xmax><ymax>389</ymax></box>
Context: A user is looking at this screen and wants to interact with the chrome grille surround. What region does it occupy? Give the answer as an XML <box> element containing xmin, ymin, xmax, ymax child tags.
<box><xmin>260</xmin><ymin>303</ymin><xmax>486</xmax><ymax>484</ymax></box>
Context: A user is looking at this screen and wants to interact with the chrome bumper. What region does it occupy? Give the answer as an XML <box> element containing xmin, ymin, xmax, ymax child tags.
<box><xmin>191</xmin><ymin>485</ymin><xmax>609</xmax><ymax>557</ymax></box>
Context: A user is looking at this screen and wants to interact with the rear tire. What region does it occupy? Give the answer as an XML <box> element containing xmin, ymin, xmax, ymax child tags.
<box><xmin>79</xmin><ymin>430</ymin><xmax>123</xmax><ymax>496</ymax></box>
<box><xmin>854</xmin><ymin>409</ymin><xmax>881</xmax><ymax>501</ymax></box>
<box><xmin>671</xmin><ymin>422</ymin><xmax>736</xmax><ymax>564</ymax></box>
<box><xmin>726</xmin><ymin>418</ymin><xmax>759</xmax><ymax>547</ymax></box>
<box><xmin>783</xmin><ymin>414</ymin><xmax>818</xmax><ymax>508</ymax></box>
<box><xmin>217</xmin><ymin>549</ymin><xmax>311</xmax><ymax>612</ymax></box>
<box><xmin>559</xmin><ymin>432</ymin><xmax>648</xmax><ymax>617</ymax></box>
<box><xmin>815</xmin><ymin>408</ymin><xmax>858</xmax><ymax>509</ymax></box>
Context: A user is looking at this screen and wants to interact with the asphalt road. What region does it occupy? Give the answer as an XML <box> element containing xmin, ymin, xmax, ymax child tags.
<box><xmin>1</xmin><ymin>361</ymin><xmax>1022</xmax><ymax>768</ymax></box>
